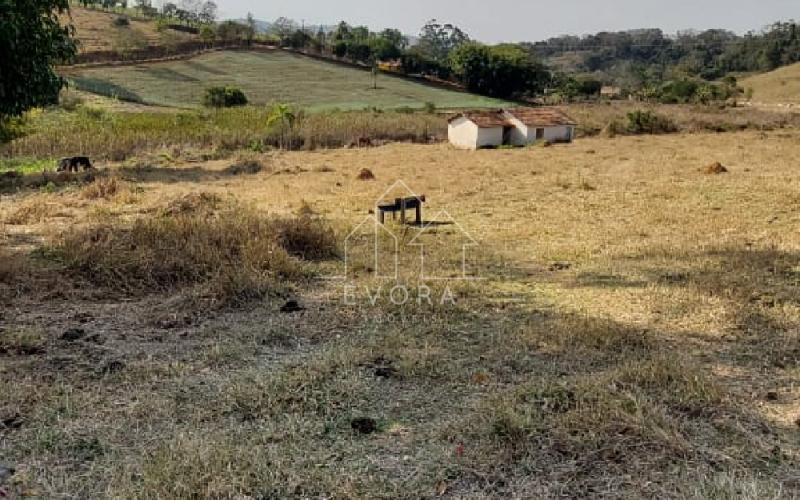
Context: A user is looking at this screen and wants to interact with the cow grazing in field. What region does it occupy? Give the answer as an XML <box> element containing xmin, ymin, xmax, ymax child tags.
<box><xmin>57</xmin><ymin>156</ymin><xmax>94</xmax><ymax>173</ymax></box>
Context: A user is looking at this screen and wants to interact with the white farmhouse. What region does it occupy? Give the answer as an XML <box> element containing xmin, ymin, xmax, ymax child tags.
<box><xmin>447</xmin><ymin>107</ymin><xmax>576</xmax><ymax>150</ymax></box>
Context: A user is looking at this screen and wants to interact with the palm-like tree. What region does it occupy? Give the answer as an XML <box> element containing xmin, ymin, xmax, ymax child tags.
<box><xmin>266</xmin><ymin>103</ymin><xmax>297</xmax><ymax>149</ymax></box>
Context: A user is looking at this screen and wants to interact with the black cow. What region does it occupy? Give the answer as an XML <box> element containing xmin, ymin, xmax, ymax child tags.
<box><xmin>57</xmin><ymin>156</ymin><xmax>94</xmax><ymax>173</ymax></box>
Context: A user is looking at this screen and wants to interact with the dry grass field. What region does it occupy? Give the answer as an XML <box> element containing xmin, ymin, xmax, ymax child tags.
<box><xmin>2</xmin><ymin>129</ymin><xmax>800</xmax><ymax>497</ymax></box>
<box><xmin>741</xmin><ymin>62</ymin><xmax>800</xmax><ymax>105</ymax></box>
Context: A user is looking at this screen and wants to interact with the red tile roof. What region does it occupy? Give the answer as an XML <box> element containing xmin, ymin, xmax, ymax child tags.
<box><xmin>448</xmin><ymin>110</ymin><xmax>511</xmax><ymax>128</ymax></box>
<box><xmin>505</xmin><ymin>107</ymin><xmax>576</xmax><ymax>127</ymax></box>
<box><xmin>449</xmin><ymin>107</ymin><xmax>576</xmax><ymax>128</ymax></box>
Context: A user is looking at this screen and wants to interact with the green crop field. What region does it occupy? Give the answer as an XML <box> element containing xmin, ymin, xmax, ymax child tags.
<box><xmin>68</xmin><ymin>50</ymin><xmax>511</xmax><ymax>110</ymax></box>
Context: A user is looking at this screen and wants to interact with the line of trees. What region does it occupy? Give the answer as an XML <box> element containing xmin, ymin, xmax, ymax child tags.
<box><xmin>77</xmin><ymin>0</ymin><xmax>219</xmax><ymax>26</ymax></box>
<box><xmin>273</xmin><ymin>19</ymin><xmax>549</xmax><ymax>99</ymax></box>
<box><xmin>529</xmin><ymin>22</ymin><xmax>800</xmax><ymax>87</ymax></box>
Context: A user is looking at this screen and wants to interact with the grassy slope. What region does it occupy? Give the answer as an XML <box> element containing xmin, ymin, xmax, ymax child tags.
<box><xmin>68</xmin><ymin>50</ymin><xmax>511</xmax><ymax>110</ymax></box>
<box><xmin>741</xmin><ymin>62</ymin><xmax>800</xmax><ymax>104</ymax></box>
<box><xmin>62</xmin><ymin>6</ymin><xmax>197</xmax><ymax>53</ymax></box>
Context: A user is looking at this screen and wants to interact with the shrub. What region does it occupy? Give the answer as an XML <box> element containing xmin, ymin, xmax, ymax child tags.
<box><xmin>113</xmin><ymin>16</ymin><xmax>130</xmax><ymax>27</ymax></box>
<box><xmin>81</xmin><ymin>177</ymin><xmax>120</xmax><ymax>200</ymax></box>
<box><xmin>48</xmin><ymin>199</ymin><xmax>339</xmax><ymax>306</ymax></box>
<box><xmin>271</xmin><ymin>215</ymin><xmax>339</xmax><ymax>261</ymax></box>
<box><xmin>203</xmin><ymin>86</ymin><xmax>249</xmax><ymax>108</ymax></box>
<box><xmin>625</xmin><ymin>110</ymin><xmax>677</xmax><ymax>135</ymax></box>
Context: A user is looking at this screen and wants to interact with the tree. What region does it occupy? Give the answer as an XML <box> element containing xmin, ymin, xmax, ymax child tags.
<box><xmin>371</xmin><ymin>29</ymin><xmax>407</xmax><ymax>61</ymax></box>
<box><xmin>450</xmin><ymin>43</ymin><xmax>550</xmax><ymax>98</ymax></box>
<box><xmin>266</xmin><ymin>103</ymin><xmax>297</xmax><ymax>149</ymax></box>
<box><xmin>216</xmin><ymin>20</ymin><xmax>250</xmax><ymax>44</ymax></box>
<box><xmin>272</xmin><ymin>17</ymin><xmax>297</xmax><ymax>45</ymax></box>
<box><xmin>245</xmin><ymin>12</ymin><xmax>256</xmax><ymax>45</ymax></box>
<box><xmin>417</xmin><ymin>20</ymin><xmax>469</xmax><ymax>62</ymax></box>
<box><xmin>199</xmin><ymin>24</ymin><xmax>216</xmax><ymax>46</ymax></box>
<box><xmin>198</xmin><ymin>1</ymin><xmax>217</xmax><ymax>24</ymax></box>
<box><xmin>0</xmin><ymin>0</ymin><xmax>77</xmax><ymax>121</ymax></box>
<box><xmin>162</xmin><ymin>2</ymin><xmax>178</xmax><ymax>17</ymax></box>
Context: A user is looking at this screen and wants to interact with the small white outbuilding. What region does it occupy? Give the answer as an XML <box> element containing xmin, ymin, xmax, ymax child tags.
<box><xmin>447</xmin><ymin>107</ymin><xmax>576</xmax><ymax>150</ymax></box>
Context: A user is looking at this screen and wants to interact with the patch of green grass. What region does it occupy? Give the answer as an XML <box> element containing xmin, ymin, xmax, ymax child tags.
<box><xmin>0</xmin><ymin>157</ymin><xmax>53</xmax><ymax>174</ymax></box>
<box><xmin>69</xmin><ymin>50</ymin><xmax>511</xmax><ymax>110</ymax></box>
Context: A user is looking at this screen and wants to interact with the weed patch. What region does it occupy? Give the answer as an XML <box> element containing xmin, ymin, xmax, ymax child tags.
<box><xmin>47</xmin><ymin>198</ymin><xmax>338</xmax><ymax>306</ymax></box>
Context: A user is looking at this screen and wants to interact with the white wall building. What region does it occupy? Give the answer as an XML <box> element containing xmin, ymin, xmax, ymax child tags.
<box><xmin>447</xmin><ymin>107</ymin><xmax>576</xmax><ymax>150</ymax></box>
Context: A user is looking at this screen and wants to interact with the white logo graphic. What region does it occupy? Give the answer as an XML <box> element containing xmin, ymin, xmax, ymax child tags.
<box><xmin>338</xmin><ymin>180</ymin><xmax>480</xmax><ymax>282</ymax></box>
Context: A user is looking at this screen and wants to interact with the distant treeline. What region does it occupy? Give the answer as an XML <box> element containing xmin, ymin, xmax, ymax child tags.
<box><xmin>529</xmin><ymin>23</ymin><xmax>800</xmax><ymax>83</ymax></box>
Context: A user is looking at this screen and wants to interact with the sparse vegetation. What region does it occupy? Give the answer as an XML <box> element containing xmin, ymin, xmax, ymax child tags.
<box><xmin>47</xmin><ymin>197</ymin><xmax>337</xmax><ymax>305</ymax></box>
<box><xmin>625</xmin><ymin>109</ymin><xmax>678</xmax><ymax>134</ymax></box>
<box><xmin>2</xmin><ymin>132</ymin><xmax>799</xmax><ymax>497</ymax></box>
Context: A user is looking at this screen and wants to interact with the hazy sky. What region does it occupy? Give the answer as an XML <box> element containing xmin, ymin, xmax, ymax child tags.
<box><xmin>198</xmin><ymin>0</ymin><xmax>798</xmax><ymax>43</ymax></box>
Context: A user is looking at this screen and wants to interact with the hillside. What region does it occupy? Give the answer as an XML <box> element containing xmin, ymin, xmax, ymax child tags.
<box><xmin>61</xmin><ymin>6</ymin><xmax>198</xmax><ymax>54</ymax></box>
<box><xmin>67</xmin><ymin>50</ymin><xmax>510</xmax><ymax>110</ymax></box>
<box><xmin>741</xmin><ymin>62</ymin><xmax>800</xmax><ymax>104</ymax></box>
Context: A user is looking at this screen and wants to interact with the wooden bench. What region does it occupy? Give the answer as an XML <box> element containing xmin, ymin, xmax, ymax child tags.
<box><xmin>377</xmin><ymin>195</ymin><xmax>426</xmax><ymax>225</ymax></box>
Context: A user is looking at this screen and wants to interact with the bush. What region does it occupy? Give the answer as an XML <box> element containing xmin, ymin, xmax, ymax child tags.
<box><xmin>113</xmin><ymin>16</ymin><xmax>130</xmax><ymax>27</ymax></box>
<box><xmin>625</xmin><ymin>110</ymin><xmax>677</xmax><ymax>135</ymax></box>
<box><xmin>48</xmin><ymin>199</ymin><xmax>339</xmax><ymax>306</ymax></box>
<box><xmin>203</xmin><ymin>86</ymin><xmax>249</xmax><ymax>108</ymax></box>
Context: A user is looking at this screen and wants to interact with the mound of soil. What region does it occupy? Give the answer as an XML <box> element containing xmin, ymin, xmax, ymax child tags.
<box><xmin>357</xmin><ymin>168</ymin><xmax>376</xmax><ymax>181</ymax></box>
<box><xmin>701</xmin><ymin>162</ymin><xmax>729</xmax><ymax>175</ymax></box>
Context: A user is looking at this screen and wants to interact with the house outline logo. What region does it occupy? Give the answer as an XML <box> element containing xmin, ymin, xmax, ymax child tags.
<box><xmin>338</xmin><ymin>180</ymin><xmax>480</xmax><ymax>282</ymax></box>
<box><xmin>340</xmin><ymin>180</ymin><xmax>418</xmax><ymax>280</ymax></box>
<box><xmin>408</xmin><ymin>209</ymin><xmax>480</xmax><ymax>281</ymax></box>
<box><xmin>342</xmin><ymin>214</ymin><xmax>399</xmax><ymax>280</ymax></box>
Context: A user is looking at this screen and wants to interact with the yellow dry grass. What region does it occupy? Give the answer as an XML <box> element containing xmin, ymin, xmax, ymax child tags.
<box><xmin>1</xmin><ymin>130</ymin><xmax>800</xmax><ymax>497</ymax></box>
<box><xmin>741</xmin><ymin>62</ymin><xmax>800</xmax><ymax>105</ymax></box>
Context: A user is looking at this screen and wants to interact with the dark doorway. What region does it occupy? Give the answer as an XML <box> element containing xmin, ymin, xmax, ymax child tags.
<box><xmin>502</xmin><ymin>126</ymin><xmax>513</xmax><ymax>145</ymax></box>
<box><xmin>535</xmin><ymin>128</ymin><xmax>545</xmax><ymax>140</ymax></box>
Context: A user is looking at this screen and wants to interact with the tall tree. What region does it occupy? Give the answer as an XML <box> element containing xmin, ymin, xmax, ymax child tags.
<box><xmin>0</xmin><ymin>0</ymin><xmax>77</xmax><ymax>119</ymax></box>
<box><xmin>417</xmin><ymin>20</ymin><xmax>469</xmax><ymax>62</ymax></box>
<box><xmin>198</xmin><ymin>1</ymin><xmax>217</xmax><ymax>24</ymax></box>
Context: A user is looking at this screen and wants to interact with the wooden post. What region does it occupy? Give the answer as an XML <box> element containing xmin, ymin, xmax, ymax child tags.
<box><xmin>400</xmin><ymin>198</ymin><xmax>407</xmax><ymax>224</ymax></box>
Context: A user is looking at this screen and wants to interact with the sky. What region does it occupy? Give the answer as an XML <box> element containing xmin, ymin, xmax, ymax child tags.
<box><xmin>198</xmin><ymin>0</ymin><xmax>798</xmax><ymax>43</ymax></box>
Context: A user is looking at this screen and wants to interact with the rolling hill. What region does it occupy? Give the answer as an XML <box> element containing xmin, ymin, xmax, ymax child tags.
<box><xmin>741</xmin><ymin>62</ymin><xmax>800</xmax><ymax>104</ymax></box>
<box><xmin>67</xmin><ymin>50</ymin><xmax>510</xmax><ymax>110</ymax></box>
<box><xmin>61</xmin><ymin>6</ymin><xmax>198</xmax><ymax>54</ymax></box>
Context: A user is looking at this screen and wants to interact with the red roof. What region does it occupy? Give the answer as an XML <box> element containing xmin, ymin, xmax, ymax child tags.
<box><xmin>449</xmin><ymin>107</ymin><xmax>576</xmax><ymax>128</ymax></box>
<box><xmin>505</xmin><ymin>107</ymin><xmax>576</xmax><ymax>127</ymax></box>
<box><xmin>448</xmin><ymin>110</ymin><xmax>511</xmax><ymax>128</ymax></box>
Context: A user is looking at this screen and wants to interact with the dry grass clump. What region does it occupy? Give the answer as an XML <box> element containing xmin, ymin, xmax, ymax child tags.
<box><xmin>4</xmin><ymin>198</ymin><xmax>56</xmax><ymax>225</ymax></box>
<box><xmin>272</xmin><ymin>215</ymin><xmax>339</xmax><ymax>261</ymax></box>
<box><xmin>80</xmin><ymin>176</ymin><xmax>121</xmax><ymax>200</ymax></box>
<box><xmin>161</xmin><ymin>192</ymin><xmax>223</xmax><ymax>216</ymax></box>
<box><xmin>48</xmin><ymin>197</ymin><xmax>338</xmax><ymax>306</ymax></box>
<box><xmin>0</xmin><ymin>327</ymin><xmax>46</xmax><ymax>355</ymax></box>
